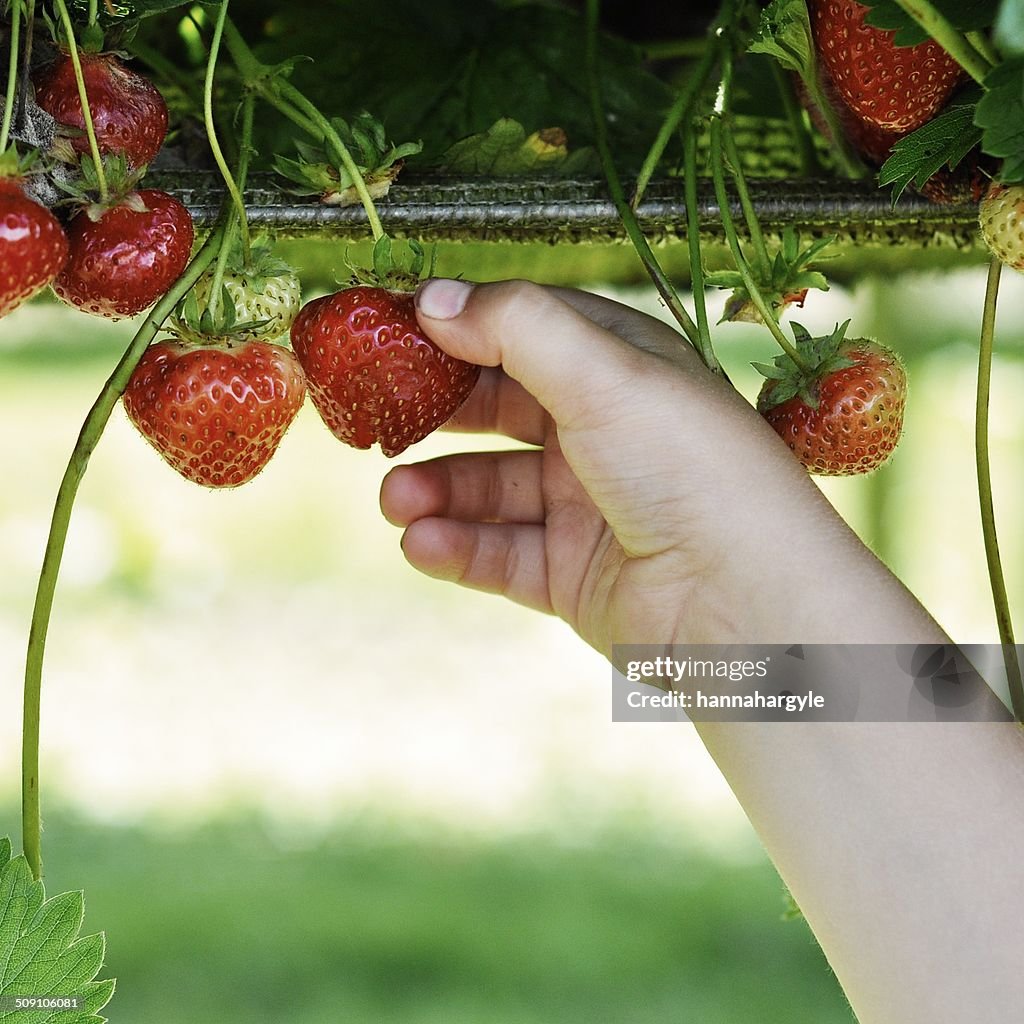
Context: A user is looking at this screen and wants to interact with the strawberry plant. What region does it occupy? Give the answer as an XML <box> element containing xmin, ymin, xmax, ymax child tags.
<box><xmin>4</xmin><ymin>0</ymin><xmax>1024</xmax><ymax>1016</ymax></box>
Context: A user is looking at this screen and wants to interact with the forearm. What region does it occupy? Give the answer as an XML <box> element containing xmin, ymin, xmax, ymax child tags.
<box><xmin>698</xmin><ymin>717</ymin><xmax>1024</xmax><ymax>1022</ymax></box>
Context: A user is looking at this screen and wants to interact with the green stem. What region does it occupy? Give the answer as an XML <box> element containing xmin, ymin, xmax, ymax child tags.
<box><xmin>52</xmin><ymin>0</ymin><xmax>108</xmax><ymax>202</ymax></box>
<box><xmin>641</xmin><ymin>38</ymin><xmax>709</xmax><ymax>61</ymax></box>
<box><xmin>975</xmin><ymin>257</ymin><xmax>1024</xmax><ymax>722</ymax></box>
<box><xmin>683</xmin><ymin>126</ymin><xmax>714</xmax><ymax>365</ymax></box>
<box><xmin>632</xmin><ymin>35</ymin><xmax>719</xmax><ymax>209</ymax></box>
<box><xmin>709</xmin><ymin>115</ymin><xmax>808</xmax><ymax>372</ymax></box>
<box><xmin>966</xmin><ymin>30</ymin><xmax>1000</xmax><ymax>69</ymax></box>
<box><xmin>0</xmin><ymin>0</ymin><xmax>20</xmax><ymax>153</ymax></box>
<box><xmin>584</xmin><ymin>0</ymin><xmax>706</xmax><ymax>360</ymax></box>
<box><xmin>22</xmin><ymin>226</ymin><xmax>225</xmax><ymax>882</ymax></box>
<box><xmin>220</xmin><ymin>16</ymin><xmax>385</xmax><ymax>242</ymax></box>
<box><xmin>769</xmin><ymin>58</ymin><xmax>822</xmax><ymax>178</ymax></box>
<box><xmin>800</xmin><ymin>69</ymin><xmax>867</xmax><ymax>180</ymax></box>
<box><xmin>275</xmin><ymin>79</ymin><xmax>385</xmax><ymax>242</ymax></box>
<box><xmin>203</xmin><ymin>0</ymin><xmax>249</xmax><ymax>314</ymax></box>
<box><xmin>206</xmin><ymin>94</ymin><xmax>255</xmax><ymax>316</ymax></box>
<box><xmin>890</xmin><ymin>0</ymin><xmax>992</xmax><ymax>85</ymax></box>
<box><xmin>87</xmin><ymin>0</ymin><xmax>97</xmax><ymax>26</ymax></box>
<box><xmin>722</xmin><ymin>124</ymin><xmax>770</xmax><ymax>279</ymax></box>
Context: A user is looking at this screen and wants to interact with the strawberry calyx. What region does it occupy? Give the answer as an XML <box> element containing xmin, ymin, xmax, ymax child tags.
<box><xmin>169</xmin><ymin>242</ymin><xmax>302</xmax><ymax>344</ymax></box>
<box><xmin>55</xmin><ymin>153</ymin><xmax>146</xmax><ymax>217</ymax></box>
<box><xmin>754</xmin><ymin>320</ymin><xmax>857</xmax><ymax>411</ymax></box>
<box><xmin>273</xmin><ymin>112</ymin><xmax>422</xmax><ymax>206</ymax></box>
<box><xmin>345</xmin><ymin>235</ymin><xmax>436</xmax><ymax>293</ymax></box>
<box><xmin>707</xmin><ymin>228</ymin><xmax>835</xmax><ymax>324</ymax></box>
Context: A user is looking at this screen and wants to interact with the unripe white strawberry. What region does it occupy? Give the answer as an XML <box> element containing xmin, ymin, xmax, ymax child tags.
<box><xmin>979</xmin><ymin>183</ymin><xmax>1024</xmax><ymax>272</ymax></box>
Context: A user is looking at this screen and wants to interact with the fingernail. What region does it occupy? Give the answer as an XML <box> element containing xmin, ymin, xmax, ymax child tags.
<box><xmin>416</xmin><ymin>278</ymin><xmax>473</xmax><ymax>320</ymax></box>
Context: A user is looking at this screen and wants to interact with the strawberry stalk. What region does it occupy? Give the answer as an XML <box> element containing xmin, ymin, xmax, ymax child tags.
<box><xmin>630</xmin><ymin>20</ymin><xmax>720</xmax><ymax>209</ymax></box>
<box><xmin>889</xmin><ymin>0</ymin><xmax>993</xmax><ymax>86</ymax></box>
<box><xmin>974</xmin><ymin>257</ymin><xmax>1024</xmax><ymax>723</ymax></box>
<box><xmin>583</xmin><ymin>0</ymin><xmax>713</xmax><ymax>368</ymax></box>
<box><xmin>204</xmin><ymin>0</ymin><xmax>251</xmax><ymax>258</ymax></box>
<box><xmin>682</xmin><ymin>126</ymin><xmax>712</xmax><ymax>357</ymax></box>
<box><xmin>710</xmin><ymin>114</ymin><xmax>810</xmax><ymax>373</ymax></box>
<box><xmin>220</xmin><ymin>16</ymin><xmax>387</xmax><ymax>242</ymax></box>
<box><xmin>722</xmin><ymin>126</ymin><xmax>771</xmax><ymax>280</ymax></box>
<box><xmin>22</xmin><ymin>224</ymin><xmax>227</xmax><ymax>881</ymax></box>
<box><xmin>768</xmin><ymin>59</ymin><xmax>822</xmax><ymax>178</ymax></box>
<box><xmin>51</xmin><ymin>0</ymin><xmax>108</xmax><ymax>202</ymax></box>
<box><xmin>0</xmin><ymin>0</ymin><xmax>22</xmax><ymax>153</ymax></box>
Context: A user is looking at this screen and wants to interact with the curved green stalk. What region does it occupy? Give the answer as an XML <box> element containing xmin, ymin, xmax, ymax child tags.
<box><xmin>975</xmin><ymin>258</ymin><xmax>1024</xmax><ymax>722</ymax></box>
<box><xmin>584</xmin><ymin>0</ymin><xmax>706</xmax><ymax>360</ymax></box>
<box><xmin>683</xmin><ymin>127</ymin><xmax>713</xmax><ymax>364</ymax></box>
<box><xmin>632</xmin><ymin>38</ymin><xmax>719</xmax><ymax>209</ymax></box>
<box><xmin>87</xmin><ymin>0</ymin><xmax>97</xmax><ymax>26</ymax></box>
<box><xmin>204</xmin><ymin>1</ymin><xmax>249</xmax><ymax>295</ymax></box>
<box><xmin>769</xmin><ymin>60</ymin><xmax>821</xmax><ymax>179</ymax></box>
<box><xmin>52</xmin><ymin>0</ymin><xmax>108</xmax><ymax>201</ymax></box>
<box><xmin>22</xmin><ymin>227</ymin><xmax>225</xmax><ymax>881</ymax></box>
<box><xmin>0</xmin><ymin>0</ymin><xmax>21</xmax><ymax>153</ymax></box>
<box><xmin>722</xmin><ymin>125</ymin><xmax>770</xmax><ymax>279</ymax></box>
<box><xmin>710</xmin><ymin>116</ymin><xmax>808</xmax><ymax>373</ymax></box>
<box><xmin>966</xmin><ymin>29</ymin><xmax>1000</xmax><ymax>69</ymax></box>
<box><xmin>890</xmin><ymin>0</ymin><xmax>992</xmax><ymax>85</ymax></box>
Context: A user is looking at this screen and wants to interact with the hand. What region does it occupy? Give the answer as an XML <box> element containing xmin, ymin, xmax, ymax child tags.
<box><xmin>380</xmin><ymin>279</ymin><xmax>943</xmax><ymax>649</ymax></box>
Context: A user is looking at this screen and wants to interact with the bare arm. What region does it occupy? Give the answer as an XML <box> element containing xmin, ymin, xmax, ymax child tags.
<box><xmin>380</xmin><ymin>278</ymin><xmax>1024</xmax><ymax>1022</ymax></box>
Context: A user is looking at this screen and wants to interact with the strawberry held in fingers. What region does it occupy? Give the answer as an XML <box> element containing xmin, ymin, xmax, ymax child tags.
<box><xmin>33</xmin><ymin>52</ymin><xmax>169</xmax><ymax>168</ymax></box>
<box><xmin>756</xmin><ymin>321</ymin><xmax>906</xmax><ymax>477</ymax></box>
<box><xmin>123</xmin><ymin>338</ymin><xmax>306</xmax><ymax>488</ymax></box>
<box><xmin>808</xmin><ymin>0</ymin><xmax>963</xmax><ymax>133</ymax></box>
<box><xmin>53</xmin><ymin>188</ymin><xmax>194</xmax><ymax>319</ymax></box>
<box><xmin>291</xmin><ymin>286</ymin><xmax>480</xmax><ymax>457</ymax></box>
<box><xmin>0</xmin><ymin>175</ymin><xmax>68</xmax><ymax>318</ymax></box>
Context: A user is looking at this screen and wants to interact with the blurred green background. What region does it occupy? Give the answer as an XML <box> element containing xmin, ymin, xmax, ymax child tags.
<box><xmin>2</xmin><ymin>240</ymin><xmax>1023</xmax><ymax>1023</ymax></box>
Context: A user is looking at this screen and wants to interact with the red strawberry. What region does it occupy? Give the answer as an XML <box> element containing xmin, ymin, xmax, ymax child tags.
<box><xmin>122</xmin><ymin>339</ymin><xmax>307</xmax><ymax>487</ymax></box>
<box><xmin>808</xmin><ymin>0</ymin><xmax>962</xmax><ymax>133</ymax></box>
<box><xmin>33</xmin><ymin>52</ymin><xmax>169</xmax><ymax>168</ymax></box>
<box><xmin>979</xmin><ymin>182</ymin><xmax>1024</xmax><ymax>271</ymax></box>
<box><xmin>53</xmin><ymin>189</ymin><xmax>194</xmax><ymax>319</ymax></box>
<box><xmin>290</xmin><ymin>286</ymin><xmax>480</xmax><ymax>457</ymax></box>
<box><xmin>0</xmin><ymin>177</ymin><xmax>68</xmax><ymax>318</ymax></box>
<box><xmin>757</xmin><ymin>321</ymin><xmax>906</xmax><ymax>476</ymax></box>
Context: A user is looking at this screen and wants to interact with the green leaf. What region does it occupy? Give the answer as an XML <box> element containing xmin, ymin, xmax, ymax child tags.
<box><xmin>749</xmin><ymin>0</ymin><xmax>817</xmax><ymax>78</ymax></box>
<box><xmin>860</xmin><ymin>0</ymin><xmax>999</xmax><ymax>46</ymax></box>
<box><xmin>879</xmin><ymin>100</ymin><xmax>983</xmax><ymax>199</ymax></box>
<box><xmin>996</xmin><ymin>0</ymin><xmax>1024</xmax><ymax>54</ymax></box>
<box><xmin>438</xmin><ymin>118</ymin><xmax>595</xmax><ymax>175</ymax></box>
<box><xmin>976</xmin><ymin>57</ymin><xmax>1024</xmax><ymax>181</ymax></box>
<box><xmin>256</xmin><ymin>0</ymin><xmax>671</xmax><ymax>166</ymax></box>
<box><xmin>0</xmin><ymin>848</ymin><xmax>114</xmax><ymax>1024</ymax></box>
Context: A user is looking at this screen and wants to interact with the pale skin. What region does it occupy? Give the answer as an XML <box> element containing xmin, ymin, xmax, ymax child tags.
<box><xmin>379</xmin><ymin>279</ymin><xmax>1024</xmax><ymax>1024</ymax></box>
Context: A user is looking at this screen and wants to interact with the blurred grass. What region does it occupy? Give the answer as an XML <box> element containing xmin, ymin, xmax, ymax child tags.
<box><xmin>0</xmin><ymin>808</ymin><xmax>851</xmax><ymax>1024</ymax></box>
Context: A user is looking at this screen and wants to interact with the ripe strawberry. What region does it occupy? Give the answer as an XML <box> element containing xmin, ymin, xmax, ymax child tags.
<box><xmin>808</xmin><ymin>0</ymin><xmax>962</xmax><ymax>133</ymax></box>
<box><xmin>122</xmin><ymin>339</ymin><xmax>306</xmax><ymax>488</ymax></box>
<box><xmin>979</xmin><ymin>183</ymin><xmax>1024</xmax><ymax>271</ymax></box>
<box><xmin>290</xmin><ymin>286</ymin><xmax>480</xmax><ymax>457</ymax></box>
<box><xmin>33</xmin><ymin>52</ymin><xmax>169</xmax><ymax>168</ymax></box>
<box><xmin>53</xmin><ymin>189</ymin><xmax>194</xmax><ymax>319</ymax></box>
<box><xmin>756</xmin><ymin>321</ymin><xmax>906</xmax><ymax>476</ymax></box>
<box><xmin>0</xmin><ymin>177</ymin><xmax>68</xmax><ymax>318</ymax></box>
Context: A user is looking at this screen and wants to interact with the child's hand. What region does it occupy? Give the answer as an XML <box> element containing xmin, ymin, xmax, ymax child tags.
<box><xmin>380</xmin><ymin>279</ymin><xmax>942</xmax><ymax>648</ymax></box>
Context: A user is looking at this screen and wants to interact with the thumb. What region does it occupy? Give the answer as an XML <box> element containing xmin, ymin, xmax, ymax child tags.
<box><xmin>414</xmin><ymin>278</ymin><xmax>656</xmax><ymax>433</ymax></box>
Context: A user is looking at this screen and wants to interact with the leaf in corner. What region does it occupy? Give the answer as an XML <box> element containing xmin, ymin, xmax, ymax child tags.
<box><xmin>748</xmin><ymin>0</ymin><xmax>817</xmax><ymax>78</ymax></box>
<box><xmin>878</xmin><ymin>100</ymin><xmax>983</xmax><ymax>199</ymax></box>
<box><xmin>859</xmin><ymin>0</ymin><xmax>999</xmax><ymax>46</ymax></box>
<box><xmin>0</xmin><ymin>848</ymin><xmax>115</xmax><ymax>1024</ymax></box>
<box><xmin>975</xmin><ymin>56</ymin><xmax>1024</xmax><ymax>181</ymax></box>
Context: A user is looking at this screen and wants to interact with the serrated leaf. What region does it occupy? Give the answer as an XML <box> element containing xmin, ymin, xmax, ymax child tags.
<box><xmin>879</xmin><ymin>100</ymin><xmax>983</xmax><ymax>199</ymax></box>
<box><xmin>860</xmin><ymin>0</ymin><xmax>999</xmax><ymax>46</ymax></box>
<box><xmin>0</xmin><ymin>849</ymin><xmax>114</xmax><ymax>1024</ymax></box>
<box><xmin>996</xmin><ymin>0</ymin><xmax>1024</xmax><ymax>55</ymax></box>
<box><xmin>749</xmin><ymin>0</ymin><xmax>816</xmax><ymax>77</ymax></box>
<box><xmin>976</xmin><ymin>57</ymin><xmax>1024</xmax><ymax>181</ymax></box>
